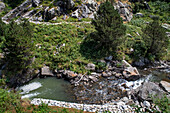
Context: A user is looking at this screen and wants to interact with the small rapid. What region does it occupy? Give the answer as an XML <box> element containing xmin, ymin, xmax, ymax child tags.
<box><xmin>17</xmin><ymin>77</ymin><xmax>76</xmax><ymax>102</ymax></box>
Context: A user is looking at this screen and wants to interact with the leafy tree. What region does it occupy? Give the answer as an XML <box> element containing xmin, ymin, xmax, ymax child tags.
<box><xmin>92</xmin><ymin>0</ymin><xmax>126</xmax><ymax>56</ymax></box>
<box><xmin>142</xmin><ymin>18</ymin><xmax>169</xmax><ymax>60</ymax></box>
<box><xmin>2</xmin><ymin>20</ymin><xmax>35</xmax><ymax>86</ymax></box>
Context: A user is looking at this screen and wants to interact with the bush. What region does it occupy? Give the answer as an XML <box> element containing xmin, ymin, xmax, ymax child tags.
<box><xmin>0</xmin><ymin>87</ymin><xmax>22</xmax><ymax>112</ymax></box>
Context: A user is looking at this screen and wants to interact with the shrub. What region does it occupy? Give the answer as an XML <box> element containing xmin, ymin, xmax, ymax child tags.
<box><xmin>0</xmin><ymin>87</ymin><xmax>22</xmax><ymax>112</ymax></box>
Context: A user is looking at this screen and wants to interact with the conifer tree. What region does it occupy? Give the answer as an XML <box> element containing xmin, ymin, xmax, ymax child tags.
<box><xmin>2</xmin><ymin>20</ymin><xmax>35</xmax><ymax>85</ymax></box>
<box><xmin>92</xmin><ymin>0</ymin><xmax>126</xmax><ymax>55</ymax></box>
<box><xmin>142</xmin><ymin>19</ymin><xmax>169</xmax><ymax>59</ymax></box>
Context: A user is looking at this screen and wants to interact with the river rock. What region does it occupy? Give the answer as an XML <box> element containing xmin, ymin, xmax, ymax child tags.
<box><xmin>134</xmin><ymin>82</ymin><xmax>165</xmax><ymax>101</ymax></box>
<box><xmin>63</xmin><ymin>70</ymin><xmax>77</xmax><ymax>79</ymax></box>
<box><xmin>160</xmin><ymin>81</ymin><xmax>170</xmax><ymax>92</ymax></box>
<box><xmin>121</xmin><ymin>97</ymin><xmax>129</xmax><ymax>102</ymax></box>
<box><xmin>89</xmin><ymin>75</ymin><xmax>98</xmax><ymax>82</ymax></box>
<box><xmin>41</xmin><ymin>66</ymin><xmax>54</xmax><ymax>76</ymax></box>
<box><xmin>86</xmin><ymin>63</ymin><xmax>95</xmax><ymax>71</ymax></box>
<box><xmin>122</xmin><ymin>62</ymin><xmax>140</xmax><ymax>81</ymax></box>
<box><xmin>143</xmin><ymin>101</ymin><xmax>151</xmax><ymax>108</ymax></box>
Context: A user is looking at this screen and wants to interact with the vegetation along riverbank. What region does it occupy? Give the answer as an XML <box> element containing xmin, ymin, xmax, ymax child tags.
<box><xmin>0</xmin><ymin>0</ymin><xmax>169</xmax><ymax>112</ymax></box>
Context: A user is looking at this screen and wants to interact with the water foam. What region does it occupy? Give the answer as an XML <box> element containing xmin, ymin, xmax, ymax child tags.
<box><xmin>119</xmin><ymin>74</ymin><xmax>152</xmax><ymax>91</ymax></box>
<box><xmin>21</xmin><ymin>92</ymin><xmax>40</xmax><ymax>99</ymax></box>
<box><xmin>19</xmin><ymin>82</ymin><xmax>42</xmax><ymax>94</ymax></box>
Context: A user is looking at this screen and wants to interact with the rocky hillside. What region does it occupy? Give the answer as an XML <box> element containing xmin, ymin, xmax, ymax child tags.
<box><xmin>1</xmin><ymin>0</ymin><xmax>133</xmax><ymax>23</ymax></box>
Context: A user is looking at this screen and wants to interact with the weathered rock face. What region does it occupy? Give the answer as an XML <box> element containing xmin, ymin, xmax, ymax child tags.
<box><xmin>43</xmin><ymin>7</ymin><xmax>59</xmax><ymax>21</ymax></box>
<box><xmin>0</xmin><ymin>1</ymin><xmax>5</xmax><ymax>12</ymax></box>
<box><xmin>2</xmin><ymin>0</ymin><xmax>134</xmax><ymax>23</ymax></box>
<box><xmin>134</xmin><ymin>82</ymin><xmax>165</xmax><ymax>101</ymax></box>
<box><xmin>71</xmin><ymin>0</ymin><xmax>98</xmax><ymax>19</ymax></box>
<box><xmin>115</xmin><ymin>1</ymin><xmax>133</xmax><ymax>21</ymax></box>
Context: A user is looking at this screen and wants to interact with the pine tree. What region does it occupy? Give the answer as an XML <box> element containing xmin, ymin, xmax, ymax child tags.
<box><xmin>92</xmin><ymin>0</ymin><xmax>126</xmax><ymax>56</ymax></box>
<box><xmin>3</xmin><ymin>20</ymin><xmax>35</xmax><ymax>85</ymax></box>
<box><xmin>142</xmin><ymin>19</ymin><xmax>169</xmax><ymax>59</ymax></box>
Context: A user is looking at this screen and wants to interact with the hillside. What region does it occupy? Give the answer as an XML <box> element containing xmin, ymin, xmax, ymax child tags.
<box><xmin>0</xmin><ymin>0</ymin><xmax>170</xmax><ymax>113</ymax></box>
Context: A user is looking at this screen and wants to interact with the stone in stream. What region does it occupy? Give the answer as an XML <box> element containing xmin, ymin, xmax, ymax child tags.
<box><xmin>160</xmin><ymin>81</ymin><xmax>170</xmax><ymax>92</ymax></box>
<box><xmin>41</xmin><ymin>66</ymin><xmax>54</xmax><ymax>76</ymax></box>
<box><xmin>122</xmin><ymin>60</ymin><xmax>140</xmax><ymax>81</ymax></box>
<box><xmin>134</xmin><ymin>82</ymin><xmax>165</xmax><ymax>101</ymax></box>
<box><xmin>89</xmin><ymin>75</ymin><xmax>98</xmax><ymax>82</ymax></box>
<box><xmin>63</xmin><ymin>70</ymin><xmax>78</xmax><ymax>79</ymax></box>
<box><xmin>86</xmin><ymin>63</ymin><xmax>95</xmax><ymax>71</ymax></box>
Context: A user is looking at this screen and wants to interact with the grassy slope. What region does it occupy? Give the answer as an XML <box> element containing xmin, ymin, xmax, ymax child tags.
<box><xmin>32</xmin><ymin>23</ymin><xmax>95</xmax><ymax>73</ymax></box>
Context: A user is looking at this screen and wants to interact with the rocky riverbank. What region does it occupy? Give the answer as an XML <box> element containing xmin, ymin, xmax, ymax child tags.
<box><xmin>31</xmin><ymin>98</ymin><xmax>134</xmax><ymax>113</ymax></box>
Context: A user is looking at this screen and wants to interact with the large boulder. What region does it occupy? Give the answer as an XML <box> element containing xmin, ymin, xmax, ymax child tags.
<box><xmin>134</xmin><ymin>82</ymin><xmax>165</xmax><ymax>101</ymax></box>
<box><xmin>41</xmin><ymin>66</ymin><xmax>54</xmax><ymax>76</ymax></box>
<box><xmin>0</xmin><ymin>2</ymin><xmax>5</xmax><ymax>12</ymax></box>
<box><xmin>122</xmin><ymin>60</ymin><xmax>140</xmax><ymax>81</ymax></box>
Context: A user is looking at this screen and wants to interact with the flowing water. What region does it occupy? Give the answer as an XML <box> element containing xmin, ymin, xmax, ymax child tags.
<box><xmin>17</xmin><ymin>68</ymin><xmax>169</xmax><ymax>104</ymax></box>
<box><xmin>17</xmin><ymin>77</ymin><xmax>76</xmax><ymax>102</ymax></box>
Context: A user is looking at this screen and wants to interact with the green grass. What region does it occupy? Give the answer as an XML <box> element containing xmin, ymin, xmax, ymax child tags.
<box><xmin>32</xmin><ymin>23</ymin><xmax>95</xmax><ymax>73</ymax></box>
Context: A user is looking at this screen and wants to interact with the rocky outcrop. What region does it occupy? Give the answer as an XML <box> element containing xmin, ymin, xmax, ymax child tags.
<box><xmin>115</xmin><ymin>1</ymin><xmax>133</xmax><ymax>21</ymax></box>
<box><xmin>2</xmin><ymin>0</ymin><xmax>133</xmax><ymax>23</ymax></box>
<box><xmin>71</xmin><ymin>0</ymin><xmax>98</xmax><ymax>19</ymax></box>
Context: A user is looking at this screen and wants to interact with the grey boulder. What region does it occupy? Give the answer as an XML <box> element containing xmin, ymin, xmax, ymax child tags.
<box><xmin>41</xmin><ymin>66</ymin><xmax>54</xmax><ymax>76</ymax></box>
<box><xmin>134</xmin><ymin>82</ymin><xmax>165</xmax><ymax>101</ymax></box>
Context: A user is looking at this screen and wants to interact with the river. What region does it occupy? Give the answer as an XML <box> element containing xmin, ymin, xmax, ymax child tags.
<box><xmin>17</xmin><ymin>77</ymin><xmax>76</xmax><ymax>102</ymax></box>
<box><xmin>18</xmin><ymin>68</ymin><xmax>169</xmax><ymax>103</ymax></box>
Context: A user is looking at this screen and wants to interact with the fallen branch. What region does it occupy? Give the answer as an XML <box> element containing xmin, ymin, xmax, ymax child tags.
<box><xmin>74</xmin><ymin>72</ymin><xmax>87</xmax><ymax>84</ymax></box>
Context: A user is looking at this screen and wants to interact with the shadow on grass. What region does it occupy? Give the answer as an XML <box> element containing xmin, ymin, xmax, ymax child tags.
<box><xmin>80</xmin><ymin>33</ymin><xmax>110</xmax><ymax>60</ymax></box>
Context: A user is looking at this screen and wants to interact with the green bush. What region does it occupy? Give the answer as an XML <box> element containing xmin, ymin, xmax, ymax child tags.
<box><xmin>0</xmin><ymin>87</ymin><xmax>22</xmax><ymax>112</ymax></box>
